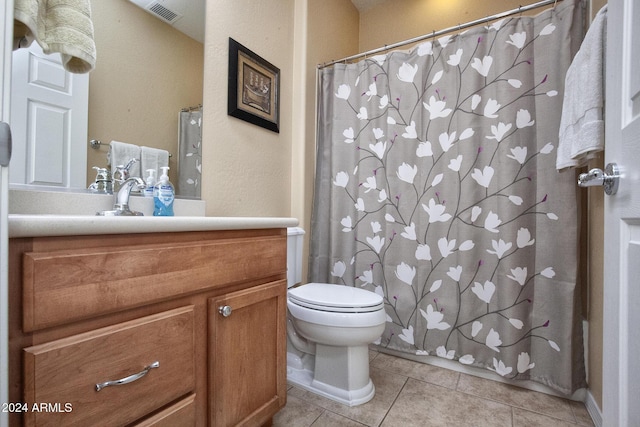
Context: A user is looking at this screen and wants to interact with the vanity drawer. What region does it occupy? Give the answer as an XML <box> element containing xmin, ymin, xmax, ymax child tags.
<box><xmin>133</xmin><ymin>394</ymin><xmax>196</xmax><ymax>427</ymax></box>
<box><xmin>23</xmin><ymin>306</ymin><xmax>195</xmax><ymax>427</ymax></box>
<box><xmin>22</xmin><ymin>232</ymin><xmax>286</xmax><ymax>331</ymax></box>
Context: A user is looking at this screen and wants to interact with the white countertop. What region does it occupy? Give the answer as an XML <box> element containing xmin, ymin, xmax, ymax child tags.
<box><xmin>9</xmin><ymin>214</ymin><xmax>299</xmax><ymax>238</ymax></box>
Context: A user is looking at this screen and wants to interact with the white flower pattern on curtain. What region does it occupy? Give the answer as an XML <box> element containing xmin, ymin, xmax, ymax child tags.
<box><xmin>311</xmin><ymin>0</ymin><xmax>587</xmax><ymax>394</ymax></box>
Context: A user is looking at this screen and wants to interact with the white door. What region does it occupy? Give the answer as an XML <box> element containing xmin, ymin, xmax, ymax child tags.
<box><xmin>10</xmin><ymin>41</ymin><xmax>88</xmax><ymax>187</ymax></box>
<box><xmin>603</xmin><ymin>0</ymin><xmax>640</xmax><ymax>426</ymax></box>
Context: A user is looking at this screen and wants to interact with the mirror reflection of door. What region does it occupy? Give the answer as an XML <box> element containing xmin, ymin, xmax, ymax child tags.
<box><xmin>10</xmin><ymin>42</ymin><xmax>88</xmax><ymax>188</ymax></box>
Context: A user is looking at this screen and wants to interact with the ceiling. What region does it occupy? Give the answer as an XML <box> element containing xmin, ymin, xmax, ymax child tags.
<box><xmin>350</xmin><ymin>0</ymin><xmax>387</xmax><ymax>12</ymax></box>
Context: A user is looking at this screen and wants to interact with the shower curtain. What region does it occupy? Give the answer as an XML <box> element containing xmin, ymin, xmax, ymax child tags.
<box><xmin>310</xmin><ymin>0</ymin><xmax>586</xmax><ymax>394</ymax></box>
<box><xmin>178</xmin><ymin>109</ymin><xmax>202</xmax><ymax>199</ymax></box>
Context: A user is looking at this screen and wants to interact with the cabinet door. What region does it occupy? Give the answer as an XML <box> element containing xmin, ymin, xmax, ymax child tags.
<box><xmin>209</xmin><ymin>280</ymin><xmax>286</xmax><ymax>427</ymax></box>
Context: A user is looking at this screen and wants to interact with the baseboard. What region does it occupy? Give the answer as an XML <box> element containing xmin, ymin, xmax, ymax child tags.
<box><xmin>584</xmin><ymin>389</ymin><xmax>602</xmax><ymax>427</ymax></box>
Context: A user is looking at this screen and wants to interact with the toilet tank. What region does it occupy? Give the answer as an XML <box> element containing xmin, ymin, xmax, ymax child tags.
<box><xmin>287</xmin><ymin>227</ymin><xmax>305</xmax><ymax>288</ymax></box>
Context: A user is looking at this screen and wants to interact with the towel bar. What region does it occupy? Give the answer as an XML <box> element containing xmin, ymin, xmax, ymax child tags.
<box><xmin>89</xmin><ymin>139</ymin><xmax>172</xmax><ymax>157</ymax></box>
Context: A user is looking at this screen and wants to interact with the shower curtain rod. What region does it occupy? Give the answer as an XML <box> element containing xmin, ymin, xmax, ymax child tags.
<box><xmin>181</xmin><ymin>104</ymin><xmax>202</xmax><ymax>112</ymax></box>
<box><xmin>318</xmin><ymin>0</ymin><xmax>562</xmax><ymax>69</ymax></box>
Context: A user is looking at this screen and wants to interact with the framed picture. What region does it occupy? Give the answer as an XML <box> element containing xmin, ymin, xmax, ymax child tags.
<box><xmin>228</xmin><ymin>38</ymin><xmax>280</xmax><ymax>133</ymax></box>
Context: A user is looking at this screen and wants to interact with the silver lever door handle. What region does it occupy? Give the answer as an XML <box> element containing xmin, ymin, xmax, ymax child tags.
<box><xmin>577</xmin><ymin>163</ymin><xmax>619</xmax><ymax>195</ymax></box>
<box><xmin>95</xmin><ymin>361</ymin><xmax>159</xmax><ymax>391</ymax></box>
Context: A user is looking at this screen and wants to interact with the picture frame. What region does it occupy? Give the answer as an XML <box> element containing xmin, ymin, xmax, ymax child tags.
<box><xmin>228</xmin><ymin>38</ymin><xmax>280</xmax><ymax>133</ymax></box>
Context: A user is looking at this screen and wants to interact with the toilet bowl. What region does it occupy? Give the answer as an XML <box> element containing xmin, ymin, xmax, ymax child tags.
<box><xmin>286</xmin><ymin>283</ymin><xmax>386</xmax><ymax>406</ymax></box>
<box><xmin>286</xmin><ymin>227</ymin><xmax>386</xmax><ymax>406</ymax></box>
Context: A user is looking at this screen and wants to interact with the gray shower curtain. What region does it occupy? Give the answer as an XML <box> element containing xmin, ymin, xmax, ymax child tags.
<box><xmin>310</xmin><ymin>0</ymin><xmax>586</xmax><ymax>394</ymax></box>
<box><xmin>178</xmin><ymin>109</ymin><xmax>202</xmax><ymax>199</ymax></box>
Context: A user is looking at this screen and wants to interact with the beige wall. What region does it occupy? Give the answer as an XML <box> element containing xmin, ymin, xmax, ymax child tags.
<box><xmin>87</xmin><ymin>1</ymin><xmax>203</xmax><ymax>187</ymax></box>
<box><xmin>201</xmin><ymin>0</ymin><xmax>296</xmax><ymax>216</ymax></box>
<box><xmin>584</xmin><ymin>0</ymin><xmax>606</xmax><ymax>414</ymax></box>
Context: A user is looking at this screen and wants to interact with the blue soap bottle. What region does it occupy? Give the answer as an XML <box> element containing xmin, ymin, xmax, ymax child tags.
<box><xmin>153</xmin><ymin>166</ymin><xmax>174</xmax><ymax>216</ymax></box>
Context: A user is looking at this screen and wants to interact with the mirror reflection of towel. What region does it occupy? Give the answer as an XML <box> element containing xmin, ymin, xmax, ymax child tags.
<box><xmin>14</xmin><ymin>0</ymin><xmax>96</xmax><ymax>73</ymax></box>
<box><xmin>141</xmin><ymin>146</ymin><xmax>170</xmax><ymax>180</ymax></box>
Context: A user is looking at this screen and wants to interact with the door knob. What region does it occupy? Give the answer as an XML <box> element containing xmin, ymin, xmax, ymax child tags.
<box><xmin>218</xmin><ymin>305</ymin><xmax>232</xmax><ymax>317</ymax></box>
<box><xmin>577</xmin><ymin>163</ymin><xmax>619</xmax><ymax>195</ymax></box>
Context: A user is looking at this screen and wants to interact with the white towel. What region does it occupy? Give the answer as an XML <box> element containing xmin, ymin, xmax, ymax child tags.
<box><xmin>108</xmin><ymin>141</ymin><xmax>141</xmax><ymax>178</ymax></box>
<box><xmin>14</xmin><ymin>0</ymin><xmax>96</xmax><ymax>73</ymax></box>
<box><xmin>556</xmin><ymin>5</ymin><xmax>607</xmax><ymax>171</ymax></box>
<box><xmin>141</xmin><ymin>146</ymin><xmax>170</xmax><ymax>180</ymax></box>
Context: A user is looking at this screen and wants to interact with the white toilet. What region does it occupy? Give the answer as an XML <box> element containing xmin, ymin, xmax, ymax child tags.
<box><xmin>286</xmin><ymin>227</ymin><xmax>386</xmax><ymax>406</ymax></box>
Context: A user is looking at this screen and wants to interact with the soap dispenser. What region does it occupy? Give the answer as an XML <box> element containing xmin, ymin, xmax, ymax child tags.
<box><xmin>143</xmin><ymin>169</ymin><xmax>156</xmax><ymax>198</ymax></box>
<box><xmin>153</xmin><ymin>166</ymin><xmax>174</xmax><ymax>216</ymax></box>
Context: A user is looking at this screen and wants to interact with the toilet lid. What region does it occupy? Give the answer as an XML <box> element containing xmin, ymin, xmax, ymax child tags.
<box><xmin>288</xmin><ymin>283</ymin><xmax>384</xmax><ymax>313</ymax></box>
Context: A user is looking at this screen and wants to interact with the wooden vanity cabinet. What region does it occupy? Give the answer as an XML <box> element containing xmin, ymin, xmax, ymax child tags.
<box><xmin>8</xmin><ymin>228</ymin><xmax>288</xmax><ymax>427</ymax></box>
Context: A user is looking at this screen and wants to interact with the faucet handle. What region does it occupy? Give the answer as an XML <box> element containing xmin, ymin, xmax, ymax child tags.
<box><xmin>122</xmin><ymin>158</ymin><xmax>139</xmax><ymax>171</ymax></box>
<box><xmin>113</xmin><ymin>158</ymin><xmax>139</xmax><ymax>182</ymax></box>
<box><xmin>92</xmin><ymin>166</ymin><xmax>109</xmax><ymax>180</ymax></box>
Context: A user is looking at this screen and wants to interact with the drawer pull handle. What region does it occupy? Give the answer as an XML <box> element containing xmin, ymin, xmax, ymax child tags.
<box><xmin>95</xmin><ymin>361</ymin><xmax>160</xmax><ymax>391</ymax></box>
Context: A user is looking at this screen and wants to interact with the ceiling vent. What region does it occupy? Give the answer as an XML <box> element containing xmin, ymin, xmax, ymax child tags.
<box><xmin>146</xmin><ymin>2</ymin><xmax>182</xmax><ymax>24</ymax></box>
<box><xmin>127</xmin><ymin>0</ymin><xmax>205</xmax><ymax>43</ymax></box>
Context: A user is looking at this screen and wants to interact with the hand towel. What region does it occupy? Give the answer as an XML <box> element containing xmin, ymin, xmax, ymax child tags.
<box><xmin>109</xmin><ymin>141</ymin><xmax>141</xmax><ymax>178</ymax></box>
<box><xmin>14</xmin><ymin>0</ymin><xmax>96</xmax><ymax>73</ymax></box>
<box><xmin>141</xmin><ymin>146</ymin><xmax>170</xmax><ymax>179</ymax></box>
<box><xmin>556</xmin><ymin>5</ymin><xmax>607</xmax><ymax>171</ymax></box>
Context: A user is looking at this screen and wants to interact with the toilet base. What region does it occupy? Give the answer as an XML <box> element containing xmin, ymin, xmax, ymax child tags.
<box><xmin>286</xmin><ymin>344</ymin><xmax>375</xmax><ymax>407</ymax></box>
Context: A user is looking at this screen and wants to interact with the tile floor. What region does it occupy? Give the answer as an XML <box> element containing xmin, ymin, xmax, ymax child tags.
<box><xmin>273</xmin><ymin>350</ymin><xmax>595</xmax><ymax>427</ymax></box>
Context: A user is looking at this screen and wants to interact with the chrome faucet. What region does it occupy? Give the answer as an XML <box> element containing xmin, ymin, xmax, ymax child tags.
<box><xmin>97</xmin><ymin>177</ymin><xmax>146</xmax><ymax>216</ymax></box>
<box><xmin>112</xmin><ymin>158</ymin><xmax>139</xmax><ymax>194</ymax></box>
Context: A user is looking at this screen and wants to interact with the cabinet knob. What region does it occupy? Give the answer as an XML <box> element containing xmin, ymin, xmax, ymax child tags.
<box><xmin>218</xmin><ymin>305</ymin><xmax>233</xmax><ymax>317</ymax></box>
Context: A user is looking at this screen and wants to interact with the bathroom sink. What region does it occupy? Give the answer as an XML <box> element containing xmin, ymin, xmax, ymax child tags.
<box><xmin>96</xmin><ymin>210</ymin><xmax>144</xmax><ymax>216</ymax></box>
<box><xmin>8</xmin><ymin>214</ymin><xmax>299</xmax><ymax>238</ymax></box>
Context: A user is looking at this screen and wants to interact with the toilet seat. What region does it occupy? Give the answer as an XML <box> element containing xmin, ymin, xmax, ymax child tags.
<box><xmin>288</xmin><ymin>283</ymin><xmax>384</xmax><ymax>313</ymax></box>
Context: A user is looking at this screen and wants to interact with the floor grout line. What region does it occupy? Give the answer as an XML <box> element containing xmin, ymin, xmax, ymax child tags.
<box><xmin>376</xmin><ymin>376</ymin><xmax>409</xmax><ymax>427</ymax></box>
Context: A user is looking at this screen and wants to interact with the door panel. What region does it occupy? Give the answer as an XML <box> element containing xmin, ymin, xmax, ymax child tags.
<box><xmin>603</xmin><ymin>0</ymin><xmax>640</xmax><ymax>426</ymax></box>
<box><xmin>10</xmin><ymin>42</ymin><xmax>88</xmax><ymax>187</ymax></box>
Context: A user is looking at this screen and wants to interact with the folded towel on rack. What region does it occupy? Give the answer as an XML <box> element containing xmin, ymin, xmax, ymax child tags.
<box><xmin>556</xmin><ymin>5</ymin><xmax>607</xmax><ymax>171</ymax></box>
<box><xmin>108</xmin><ymin>141</ymin><xmax>141</xmax><ymax>178</ymax></box>
<box><xmin>141</xmin><ymin>146</ymin><xmax>170</xmax><ymax>179</ymax></box>
<box><xmin>14</xmin><ymin>0</ymin><xmax>96</xmax><ymax>73</ymax></box>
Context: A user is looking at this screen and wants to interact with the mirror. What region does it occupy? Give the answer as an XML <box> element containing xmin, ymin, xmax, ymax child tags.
<box><xmin>10</xmin><ymin>0</ymin><xmax>204</xmax><ymax>198</ymax></box>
